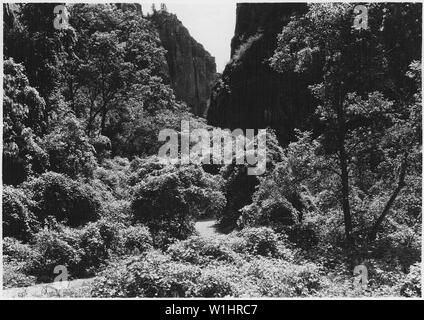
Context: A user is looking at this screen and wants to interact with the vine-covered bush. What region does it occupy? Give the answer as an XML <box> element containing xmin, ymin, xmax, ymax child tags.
<box><xmin>131</xmin><ymin>164</ymin><xmax>226</xmax><ymax>245</ymax></box>
<box><xmin>167</xmin><ymin>236</ymin><xmax>237</xmax><ymax>265</ymax></box>
<box><xmin>217</xmin><ymin>130</ymin><xmax>284</xmax><ymax>228</ymax></box>
<box><xmin>3</xmin><ymin>237</ymin><xmax>37</xmax><ymax>263</ymax></box>
<box><xmin>120</xmin><ymin>225</ymin><xmax>153</xmax><ymax>255</ymax></box>
<box><xmin>94</xmin><ymin>156</ymin><xmax>130</xmax><ymax>198</ymax></box>
<box><xmin>89</xmin><ymin>246</ymin><xmax>326</xmax><ymax>298</ymax></box>
<box><xmin>21</xmin><ymin>172</ymin><xmax>101</xmax><ymax>227</ymax></box>
<box><xmin>3</xmin><ymin>264</ymin><xmax>36</xmax><ymax>289</ymax></box>
<box><xmin>42</xmin><ymin>114</ymin><xmax>97</xmax><ymax>179</ymax></box>
<box><xmin>127</xmin><ymin>156</ymin><xmax>166</xmax><ymax>186</ymax></box>
<box><xmin>102</xmin><ymin>200</ymin><xmax>133</xmax><ymax>225</ymax></box>
<box><xmin>91</xmin><ymin>252</ymin><xmax>202</xmax><ymax>297</ymax></box>
<box><xmin>78</xmin><ymin>220</ymin><xmax>122</xmax><ymax>276</ymax></box>
<box><xmin>25</xmin><ymin>229</ymin><xmax>82</xmax><ymax>282</ymax></box>
<box><xmin>194</xmin><ymin>269</ymin><xmax>234</xmax><ymax>297</ymax></box>
<box><xmin>23</xmin><ymin>220</ymin><xmax>123</xmax><ymax>280</ymax></box>
<box><xmin>237</xmin><ymin>227</ymin><xmax>280</xmax><ymax>257</ymax></box>
<box><xmin>400</xmin><ymin>262</ymin><xmax>421</xmax><ymax>297</ymax></box>
<box><xmin>244</xmin><ymin>257</ymin><xmax>323</xmax><ymax>297</ymax></box>
<box><xmin>2</xmin><ymin>186</ymin><xmax>39</xmax><ymax>241</ymax></box>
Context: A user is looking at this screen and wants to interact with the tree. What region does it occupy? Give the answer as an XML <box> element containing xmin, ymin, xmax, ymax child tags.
<box><xmin>42</xmin><ymin>113</ymin><xmax>97</xmax><ymax>179</ymax></box>
<box><xmin>5</xmin><ymin>3</ymin><xmax>76</xmax><ymax>100</ymax></box>
<box><xmin>271</xmin><ymin>3</ymin><xmax>421</xmax><ymax>257</ymax></box>
<box><xmin>3</xmin><ymin>186</ymin><xmax>40</xmax><ymax>241</ymax></box>
<box><xmin>66</xmin><ymin>4</ymin><xmax>169</xmax><ymax>137</ymax></box>
<box><xmin>367</xmin><ymin>61</ymin><xmax>421</xmax><ymax>241</ymax></box>
<box><xmin>3</xmin><ymin>59</ymin><xmax>48</xmax><ymax>185</ymax></box>
<box><xmin>219</xmin><ymin>130</ymin><xmax>284</xmax><ymax>228</ymax></box>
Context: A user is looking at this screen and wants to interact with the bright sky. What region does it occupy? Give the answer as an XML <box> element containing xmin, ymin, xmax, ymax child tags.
<box><xmin>143</xmin><ymin>1</ymin><xmax>237</xmax><ymax>72</ymax></box>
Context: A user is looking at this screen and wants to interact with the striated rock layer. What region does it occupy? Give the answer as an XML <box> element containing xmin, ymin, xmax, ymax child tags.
<box><xmin>207</xmin><ymin>3</ymin><xmax>314</xmax><ymax>144</ymax></box>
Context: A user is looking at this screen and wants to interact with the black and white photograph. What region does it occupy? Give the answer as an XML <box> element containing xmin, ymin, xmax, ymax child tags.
<box><xmin>1</xmin><ymin>0</ymin><xmax>422</xmax><ymax>302</ymax></box>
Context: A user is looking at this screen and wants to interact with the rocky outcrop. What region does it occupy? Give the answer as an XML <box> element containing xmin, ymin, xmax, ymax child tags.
<box><xmin>207</xmin><ymin>3</ymin><xmax>314</xmax><ymax>144</ymax></box>
<box><xmin>149</xmin><ymin>11</ymin><xmax>217</xmax><ymax>117</ymax></box>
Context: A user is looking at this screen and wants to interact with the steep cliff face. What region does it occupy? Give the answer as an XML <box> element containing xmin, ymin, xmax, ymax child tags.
<box><xmin>207</xmin><ymin>3</ymin><xmax>313</xmax><ymax>144</ymax></box>
<box><xmin>150</xmin><ymin>11</ymin><xmax>217</xmax><ymax>117</ymax></box>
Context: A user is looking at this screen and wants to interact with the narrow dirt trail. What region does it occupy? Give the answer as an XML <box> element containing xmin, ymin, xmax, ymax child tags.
<box><xmin>194</xmin><ymin>219</ymin><xmax>221</xmax><ymax>238</ymax></box>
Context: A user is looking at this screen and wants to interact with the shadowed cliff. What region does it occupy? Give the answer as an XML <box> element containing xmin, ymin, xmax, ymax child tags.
<box><xmin>207</xmin><ymin>3</ymin><xmax>314</xmax><ymax>144</ymax></box>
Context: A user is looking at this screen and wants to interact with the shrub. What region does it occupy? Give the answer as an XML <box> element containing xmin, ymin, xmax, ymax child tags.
<box><xmin>24</xmin><ymin>220</ymin><xmax>124</xmax><ymax>280</ymax></box>
<box><xmin>372</xmin><ymin>225</ymin><xmax>421</xmax><ymax>272</ymax></box>
<box><xmin>199</xmin><ymin>263</ymin><xmax>260</xmax><ymax>297</ymax></box>
<box><xmin>131</xmin><ymin>164</ymin><xmax>226</xmax><ymax>245</ymax></box>
<box><xmin>90</xmin><ymin>135</ymin><xmax>111</xmax><ymax>160</ymax></box>
<box><xmin>94</xmin><ymin>167</ymin><xmax>120</xmax><ymax>192</ymax></box>
<box><xmin>128</xmin><ymin>156</ymin><xmax>166</xmax><ymax>186</ymax></box>
<box><xmin>152</xmin><ymin>261</ymin><xmax>201</xmax><ymax>298</ymax></box>
<box><xmin>148</xmin><ymin>229</ymin><xmax>178</xmax><ymax>250</ymax></box>
<box><xmin>365</xmin><ymin>260</ymin><xmax>405</xmax><ymax>289</ymax></box>
<box><xmin>88</xmin><ymin>245</ymin><xmax>329</xmax><ymax>298</ymax></box>
<box><xmin>194</xmin><ymin>270</ymin><xmax>234</xmax><ymax>297</ymax></box>
<box><xmin>3</xmin><ymin>237</ymin><xmax>37</xmax><ymax>263</ymax></box>
<box><xmin>238</xmin><ymin>198</ymin><xmax>298</xmax><ymax>229</ymax></box>
<box><xmin>21</xmin><ymin>172</ymin><xmax>101</xmax><ymax>227</ymax></box>
<box><xmin>244</xmin><ymin>257</ymin><xmax>323</xmax><ymax>297</ymax></box>
<box><xmin>120</xmin><ymin>225</ymin><xmax>153</xmax><ymax>255</ymax></box>
<box><xmin>286</xmin><ymin>222</ymin><xmax>319</xmax><ymax>250</ymax></box>
<box><xmin>102</xmin><ymin>200</ymin><xmax>133</xmax><ymax>225</ymax></box>
<box><xmin>218</xmin><ymin>130</ymin><xmax>283</xmax><ymax>228</ymax></box>
<box><xmin>94</xmin><ymin>156</ymin><xmax>130</xmax><ymax>198</ymax></box>
<box><xmin>3</xmin><ymin>264</ymin><xmax>36</xmax><ymax>289</ymax></box>
<box><xmin>237</xmin><ymin>227</ymin><xmax>279</xmax><ymax>257</ymax></box>
<box><xmin>85</xmin><ymin>177</ymin><xmax>116</xmax><ymax>208</ymax></box>
<box><xmin>78</xmin><ymin>220</ymin><xmax>122</xmax><ymax>276</ymax></box>
<box><xmin>287</xmin><ymin>262</ymin><xmax>323</xmax><ymax>296</ymax></box>
<box><xmin>42</xmin><ymin>114</ymin><xmax>97</xmax><ymax>179</ymax></box>
<box><xmin>91</xmin><ymin>252</ymin><xmax>202</xmax><ymax>297</ymax></box>
<box><xmin>25</xmin><ymin>229</ymin><xmax>82</xmax><ymax>282</ymax></box>
<box><xmin>400</xmin><ymin>262</ymin><xmax>421</xmax><ymax>297</ymax></box>
<box><xmin>167</xmin><ymin>236</ymin><xmax>237</xmax><ymax>265</ymax></box>
<box><xmin>238</xmin><ymin>162</ymin><xmax>319</xmax><ymax>232</ymax></box>
<box><xmin>2</xmin><ymin>186</ymin><xmax>40</xmax><ymax>241</ymax></box>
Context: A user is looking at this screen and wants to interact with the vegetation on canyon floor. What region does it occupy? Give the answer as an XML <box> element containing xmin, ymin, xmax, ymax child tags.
<box><xmin>2</xmin><ymin>3</ymin><xmax>421</xmax><ymax>297</ymax></box>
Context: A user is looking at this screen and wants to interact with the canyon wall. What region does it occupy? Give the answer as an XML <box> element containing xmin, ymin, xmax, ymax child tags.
<box><xmin>150</xmin><ymin>11</ymin><xmax>217</xmax><ymax>117</ymax></box>
<box><xmin>207</xmin><ymin>3</ymin><xmax>314</xmax><ymax>144</ymax></box>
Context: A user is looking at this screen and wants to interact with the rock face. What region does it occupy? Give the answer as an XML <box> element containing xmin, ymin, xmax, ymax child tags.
<box><xmin>150</xmin><ymin>11</ymin><xmax>217</xmax><ymax>117</ymax></box>
<box><xmin>207</xmin><ymin>3</ymin><xmax>313</xmax><ymax>144</ymax></box>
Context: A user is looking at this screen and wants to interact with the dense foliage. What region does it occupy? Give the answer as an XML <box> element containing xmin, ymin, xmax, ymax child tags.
<box><xmin>2</xmin><ymin>3</ymin><xmax>421</xmax><ymax>297</ymax></box>
<box><xmin>270</xmin><ymin>3</ymin><xmax>421</xmax><ymax>267</ymax></box>
<box><xmin>131</xmin><ymin>163</ymin><xmax>226</xmax><ymax>246</ymax></box>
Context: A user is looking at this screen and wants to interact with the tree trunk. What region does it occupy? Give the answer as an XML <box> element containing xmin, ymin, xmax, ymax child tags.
<box><xmin>100</xmin><ymin>107</ymin><xmax>107</xmax><ymax>134</ymax></box>
<box><xmin>339</xmin><ymin>141</ymin><xmax>353</xmax><ymax>247</ymax></box>
<box><xmin>336</xmin><ymin>84</ymin><xmax>353</xmax><ymax>250</ymax></box>
<box><xmin>368</xmin><ymin>153</ymin><xmax>408</xmax><ymax>241</ymax></box>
